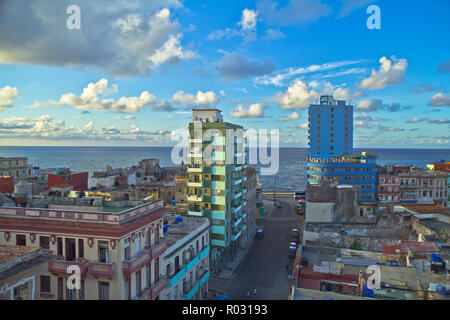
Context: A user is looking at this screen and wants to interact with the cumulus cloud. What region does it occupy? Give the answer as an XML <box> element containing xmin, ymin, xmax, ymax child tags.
<box><xmin>356</xmin><ymin>99</ymin><xmax>383</xmax><ymax>112</ymax></box>
<box><xmin>238</xmin><ymin>9</ymin><xmax>258</xmax><ymax>31</ymax></box>
<box><xmin>0</xmin><ymin>2</ymin><xmax>194</xmax><ymax>77</ymax></box>
<box><xmin>428</xmin><ymin>119</ymin><xmax>450</xmax><ymax>124</ymax></box>
<box><xmin>410</xmin><ymin>83</ymin><xmax>434</xmax><ymax>94</ymax></box>
<box><xmin>0</xmin><ymin>114</ymin><xmax>173</xmax><ymax>142</ymax></box>
<box><xmin>263</xmin><ymin>28</ymin><xmax>285</xmax><ymax>40</ymax></box>
<box><xmin>0</xmin><ymin>86</ymin><xmax>19</xmax><ymax>112</ymax></box>
<box><xmin>171</xmin><ymin>91</ymin><xmax>220</xmax><ymax>108</ymax></box>
<box><xmin>279</xmin><ymin>112</ymin><xmax>300</xmax><ymax>121</ymax></box>
<box><xmin>258</xmin><ymin>0</ymin><xmax>331</xmax><ymax>26</ymax></box>
<box><xmin>216</xmin><ymin>52</ymin><xmax>275</xmax><ymax>82</ymax></box>
<box><xmin>275</xmin><ymin>80</ymin><xmax>318</xmax><ymax>109</ymax></box>
<box><xmin>377</xmin><ymin>125</ymin><xmax>405</xmax><ymax>132</ymax></box>
<box><xmin>359</xmin><ymin>56</ymin><xmax>408</xmax><ymax>90</ymax></box>
<box><xmin>428</xmin><ymin>92</ymin><xmax>450</xmax><ymax>107</ymax></box>
<box><xmin>354</xmin><ymin>112</ymin><xmax>384</xmax><ymax>121</ymax></box>
<box><xmin>30</xmin><ymin>79</ymin><xmax>157</xmax><ymax>113</ymax></box>
<box><xmin>229</xmin><ymin>103</ymin><xmax>264</xmax><ymax>118</ymax></box>
<box><xmin>207</xmin><ymin>8</ymin><xmax>258</xmax><ymax>42</ymax></box>
<box><xmin>405</xmin><ymin>117</ymin><xmax>428</xmax><ymax>123</ymax></box>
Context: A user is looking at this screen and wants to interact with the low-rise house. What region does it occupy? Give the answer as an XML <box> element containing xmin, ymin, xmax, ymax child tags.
<box><xmin>0</xmin><ymin>245</ymin><xmax>51</xmax><ymax>300</ymax></box>
<box><xmin>163</xmin><ymin>215</ymin><xmax>210</xmax><ymax>300</ymax></box>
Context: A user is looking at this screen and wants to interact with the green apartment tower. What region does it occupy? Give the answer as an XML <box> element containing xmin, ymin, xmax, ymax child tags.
<box><xmin>187</xmin><ymin>109</ymin><xmax>247</xmax><ymax>272</ymax></box>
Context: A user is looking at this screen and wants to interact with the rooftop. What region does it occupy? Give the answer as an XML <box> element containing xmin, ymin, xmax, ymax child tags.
<box><xmin>0</xmin><ymin>245</ymin><xmax>51</xmax><ymax>280</ymax></box>
<box><xmin>401</xmin><ymin>204</ymin><xmax>450</xmax><ymax>215</ymax></box>
<box><xmin>163</xmin><ymin>214</ymin><xmax>209</xmax><ymax>252</ymax></box>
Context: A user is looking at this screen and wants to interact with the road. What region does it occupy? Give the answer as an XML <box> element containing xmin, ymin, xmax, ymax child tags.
<box><xmin>209</xmin><ymin>194</ymin><xmax>303</xmax><ymax>300</ymax></box>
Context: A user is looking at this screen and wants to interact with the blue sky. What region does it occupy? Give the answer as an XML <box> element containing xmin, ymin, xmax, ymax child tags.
<box><xmin>0</xmin><ymin>0</ymin><xmax>449</xmax><ymax>148</ymax></box>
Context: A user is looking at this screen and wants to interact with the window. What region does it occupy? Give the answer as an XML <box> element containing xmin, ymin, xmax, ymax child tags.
<box><xmin>78</xmin><ymin>239</ymin><xmax>84</xmax><ymax>258</ymax></box>
<box><xmin>16</xmin><ymin>234</ymin><xmax>26</xmax><ymax>246</ymax></box>
<box><xmin>124</xmin><ymin>237</ymin><xmax>131</xmax><ymax>260</ymax></box>
<box><xmin>98</xmin><ymin>282</ymin><xmax>110</xmax><ymax>300</ymax></box>
<box><xmin>66</xmin><ymin>286</ymin><xmax>77</xmax><ymax>300</ymax></box>
<box><xmin>125</xmin><ymin>278</ymin><xmax>130</xmax><ymax>300</ymax></box>
<box><xmin>136</xmin><ymin>270</ymin><xmax>141</xmax><ymax>297</ymax></box>
<box><xmin>13</xmin><ymin>284</ymin><xmax>28</xmax><ymax>300</ymax></box>
<box><xmin>40</xmin><ymin>276</ymin><xmax>51</xmax><ymax>293</ymax></box>
<box><xmin>39</xmin><ymin>236</ymin><xmax>50</xmax><ymax>249</ymax></box>
<box><xmin>57</xmin><ymin>237</ymin><xmax>63</xmax><ymax>257</ymax></box>
<box><xmin>58</xmin><ymin>277</ymin><xmax>64</xmax><ymax>300</ymax></box>
<box><xmin>79</xmin><ymin>280</ymin><xmax>85</xmax><ymax>300</ymax></box>
<box><xmin>98</xmin><ymin>240</ymin><xmax>109</xmax><ymax>263</ymax></box>
<box><xmin>135</xmin><ymin>234</ymin><xmax>141</xmax><ymax>255</ymax></box>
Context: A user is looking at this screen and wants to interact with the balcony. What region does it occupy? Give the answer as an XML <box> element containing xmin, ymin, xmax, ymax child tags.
<box><xmin>187</xmin><ymin>180</ymin><xmax>203</xmax><ymax>187</ymax></box>
<box><xmin>187</xmin><ymin>166</ymin><xmax>203</xmax><ymax>173</ymax></box>
<box><xmin>233</xmin><ymin>165</ymin><xmax>243</xmax><ymax>171</ymax></box>
<box><xmin>151</xmin><ymin>239</ymin><xmax>168</xmax><ymax>259</ymax></box>
<box><xmin>232</xmin><ymin>230</ymin><xmax>242</xmax><ymax>241</ymax></box>
<box><xmin>187</xmin><ymin>194</ymin><xmax>204</xmax><ymax>202</ymax></box>
<box><xmin>232</xmin><ymin>191</ymin><xmax>242</xmax><ymax>200</ymax></box>
<box><xmin>234</xmin><ymin>217</ymin><xmax>242</xmax><ymax>228</ymax></box>
<box><xmin>188</xmin><ymin>207</ymin><xmax>204</xmax><ymax>216</ymax></box>
<box><xmin>232</xmin><ymin>178</ymin><xmax>242</xmax><ymax>185</ymax></box>
<box><xmin>122</xmin><ymin>250</ymin><xmax>151</xmax><ymax>279</ymax></box>
<box><xmin>88</xmin><ymin>261</ymin><xmax>116</xmax><ymax>280</ymax></box>
<box><xmin>48</xmin><ymin>257</ymin><xmax>88</xmax><ymax>278</ymax></box>
<box><xmin>183</xmin><ymin>281</ymin><xmax>200</xmax><ymax>300</ymax></box>
<box><xmin>150</xmin><ymin>276</ymin><xmax>167</xmax><ymax>300</ymax></box>
<box><xmin>168</xmin><ymin>266</ymin><xmax>186</xmax><ymax>287</ymax></box>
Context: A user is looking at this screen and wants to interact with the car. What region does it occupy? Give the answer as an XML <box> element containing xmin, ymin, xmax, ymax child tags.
<box><xmin>289</xmin><ymin>241</ymin><xmax>297</xmax><ymax>248</ymax></box>
<box><xmin>255</xmin><ymin>228</ymin><xmax>264</xmax><ymax>239</ymax></box>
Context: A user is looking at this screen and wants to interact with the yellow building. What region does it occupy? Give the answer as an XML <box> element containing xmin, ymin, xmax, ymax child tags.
<box><xmin>0</xmin><ymin>200</ymin><xmax>167</xmax><ymax>300</ymax></box>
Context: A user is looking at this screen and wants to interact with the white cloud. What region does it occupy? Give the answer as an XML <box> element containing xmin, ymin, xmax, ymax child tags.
<box><xmin>428</xmin><ymin>92</ymin><xmax>450</xmax><ymax>107</ymax></box>
<box><xmin>30</xmin><ymin>78</ymin><xmax>158</xmax><ymax>113</ymax></box>
<box><xmin>279</xmin><ymin>112</ymin><xmax>300</xmax><ymax>121</ymax></box>
<box><xmin>238</xmin><ymin>9</ymin><xmax>258</xmax><ymax>31</ymax></box>
<box><xmin>171</xmin><ymin>90</ymin><xmax>219</xmax><ymax>108</ymax></box>
<box><xmin>254</xmin><ymin>60</ymin><xmax>364</xmax><ymax>87</ymax></box>
<box><xmin>216</xmin><ymin>52</ymin><xmax>275</xmax><ymax>82</ymax></box>
<box><xmin>276</xmin><ymin>80</ymin><xmax>318</xmax><ymax>109</ymax></box>
<box><xmin>0</xmin><ymin>86</ymin><xmax>19</xmax><ymax>112</ymax></box>
<box><xmin>356</xmin><ymin>99</ymin><xmax>383</xmax><ymax>112</ymax></box>
<box><xmin>0</xmin><ymin>3</ymin><xmax>194</xmax><ymax>77</ymax></box>
<box><xmin>359</xmin><ymin>56</ymin><xmax>408</xmax><ymax>90</ymax></box>
<box><xmin>229</xmin><ymin>103</ymin><xmax>264</xmax><ymax>118</ymax></box>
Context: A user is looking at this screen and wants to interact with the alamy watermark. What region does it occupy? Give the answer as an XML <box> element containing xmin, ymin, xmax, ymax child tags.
<box><xmin>170</xmin><ymin>123</ymin><xmax>279</xmax><ymax>176</ymax></box>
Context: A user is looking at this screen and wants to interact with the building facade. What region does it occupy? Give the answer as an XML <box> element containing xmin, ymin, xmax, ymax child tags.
<box><xmin>308</xmin><ymin>95</ymin><xmax>353</xmax><ymax>159</ymax></box>
<box><xmin>242</xmin><ymin>167</ymin><xmax>258</xmax><ymax>247</ymax></box>
<box><xmin>306</xmin><ymin>96</ymin><xmax>376</xmax><ymax>203</ymax></box>
<box><xmin>0</xmin><ymin>200</ymin><xmax>167</xmax><ymax>300</ymax></box>
<box><xmin>427</xmin><ymin>162</ymin><xmax>450</xmax><ymax>208</ymax></box>
<box><xmin>0</xmin><ymin>157</ymin><xmax>32</xmax><ymax>182</ymax></box>
<box><xmin>187</xmin><ymin>109</ymin><xmax>247</xmax><ymax>272</ymax></box>
<box><xmin>163</xmin><ymin>215</ymin><xmax>210</xmax><ymax>300</ymax></box>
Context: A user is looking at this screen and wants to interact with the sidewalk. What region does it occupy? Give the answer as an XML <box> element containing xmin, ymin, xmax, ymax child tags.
<box><xmin>217</xmin><ymin>235</ymin><xmax>256</xmax><ymax>280</ymax></box>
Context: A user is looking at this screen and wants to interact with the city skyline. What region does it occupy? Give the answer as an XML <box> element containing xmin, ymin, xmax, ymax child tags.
<box><xmin>0</xmin><ymin>0</ymin><xmax>449</xmax><ymax>148</ymax></box>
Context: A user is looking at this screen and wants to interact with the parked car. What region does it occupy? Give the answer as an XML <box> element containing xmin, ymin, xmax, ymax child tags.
<box><xmin>294</xmin><ymin>191</ymin><xmax>306</xmax><ymax>200</ymax></box>
<box><xmin>255</xmin><ymin>228</ymin><xmax>264</xmax><ymax>239</ymax></box>
<box><xmin>288</xmin><ymin>242</ymin><xmax>297</xmax><ymax>258</ymax></box>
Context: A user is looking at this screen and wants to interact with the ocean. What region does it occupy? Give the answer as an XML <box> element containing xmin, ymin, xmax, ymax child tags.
<box><xmin>1</xmin><ymin>146</ymin><xmax>449</xmax><ymax>191</ymax></box>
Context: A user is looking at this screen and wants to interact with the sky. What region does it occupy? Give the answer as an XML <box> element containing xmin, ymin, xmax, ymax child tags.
<box><xmin>0</xmin><ymin>0</ymin><xmax>449</xmax><ymax>148</ymax></box>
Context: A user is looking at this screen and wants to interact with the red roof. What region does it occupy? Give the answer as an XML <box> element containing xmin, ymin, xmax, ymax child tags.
<box><xmin>382</xmin><ymin>241</ymin><xmax>438</xmax><ymax>255</ymax></box>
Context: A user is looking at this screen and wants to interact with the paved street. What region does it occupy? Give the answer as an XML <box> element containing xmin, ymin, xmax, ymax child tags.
<box><xmin>209</xmin><ymin>194</ymin><xmax>303</xmax><ymax>300</ymax></box>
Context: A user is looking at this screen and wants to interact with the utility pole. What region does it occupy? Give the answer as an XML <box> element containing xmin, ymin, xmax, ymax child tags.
<box><xmin>273</xmin><ymin>176</ymin><xmax>276</xmax><ymax>207</ymax></box>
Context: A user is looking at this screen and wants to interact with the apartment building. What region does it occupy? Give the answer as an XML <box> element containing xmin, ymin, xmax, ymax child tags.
<box><xmin>398</xmin><ymin>169</ymin><xmax>448</xmax><ymax>207</ymax></box>
<box><xmin>306</xmin><ymin>96</ymin><xmax>377</xmax><ymax>203</ymax></box>
<box><xmin>427</xmin><ymin>161</ymin><xmax>450</xmax><ymax>208</ymax></box>
<box><xmin>163</xmin><ymin>215</ymin><xmax>210</xmax><ymax>300</ymax></box>
<box><xmin>0</xmin><ymin>199</ymin><xmax>167</xmax><ymax>300</ymax></box>
<box><xmin>0</xmin><ymin>157</ymin><xmax>33</xmax><ymax>181</ymax></box>
<box><xmin>187</xmin><ymin>109</ymin><xmax>247</xmax><ymax>271</ymax></box>
<box><xmin>242</xmin><ymin>167</ymin><xmax>258</xmax><ymax>247</ymax></box>
<box><xmin>377</xmin><ymin>173</ymin><xmax>400</xmax><ymax>204</ymax></box>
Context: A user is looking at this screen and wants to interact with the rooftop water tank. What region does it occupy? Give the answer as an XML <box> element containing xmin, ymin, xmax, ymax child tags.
<box><xmin>14</xmin><ymin>180</ymin><xmax>32</xmax><ymax>195</ymax></box>
<box><xmin>163</xmin><ymin>225</ymin><xmax>168</xmax><ymax>233</ymax></box>
<box><xmin>175</xmin><ymin>216</ymin><xmax>183</xmax><ymax>223</ymax></box>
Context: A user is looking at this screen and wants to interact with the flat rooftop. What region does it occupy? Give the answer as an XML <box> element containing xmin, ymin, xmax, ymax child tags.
<box><xmin>164</xmin><ymin>214</ymin><xmax>209</xmax><ymax>248</ymax></box>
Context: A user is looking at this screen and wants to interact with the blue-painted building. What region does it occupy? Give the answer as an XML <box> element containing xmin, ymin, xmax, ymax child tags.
<box><xmin>307</xmin><ymin>96</ymin><xmax>377</xmax><ymax>203</ymax></box>
<box><xmin>308</xmin><ymin>95</ymin><xmax>353</xmax><ymax>159</ymax></box>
